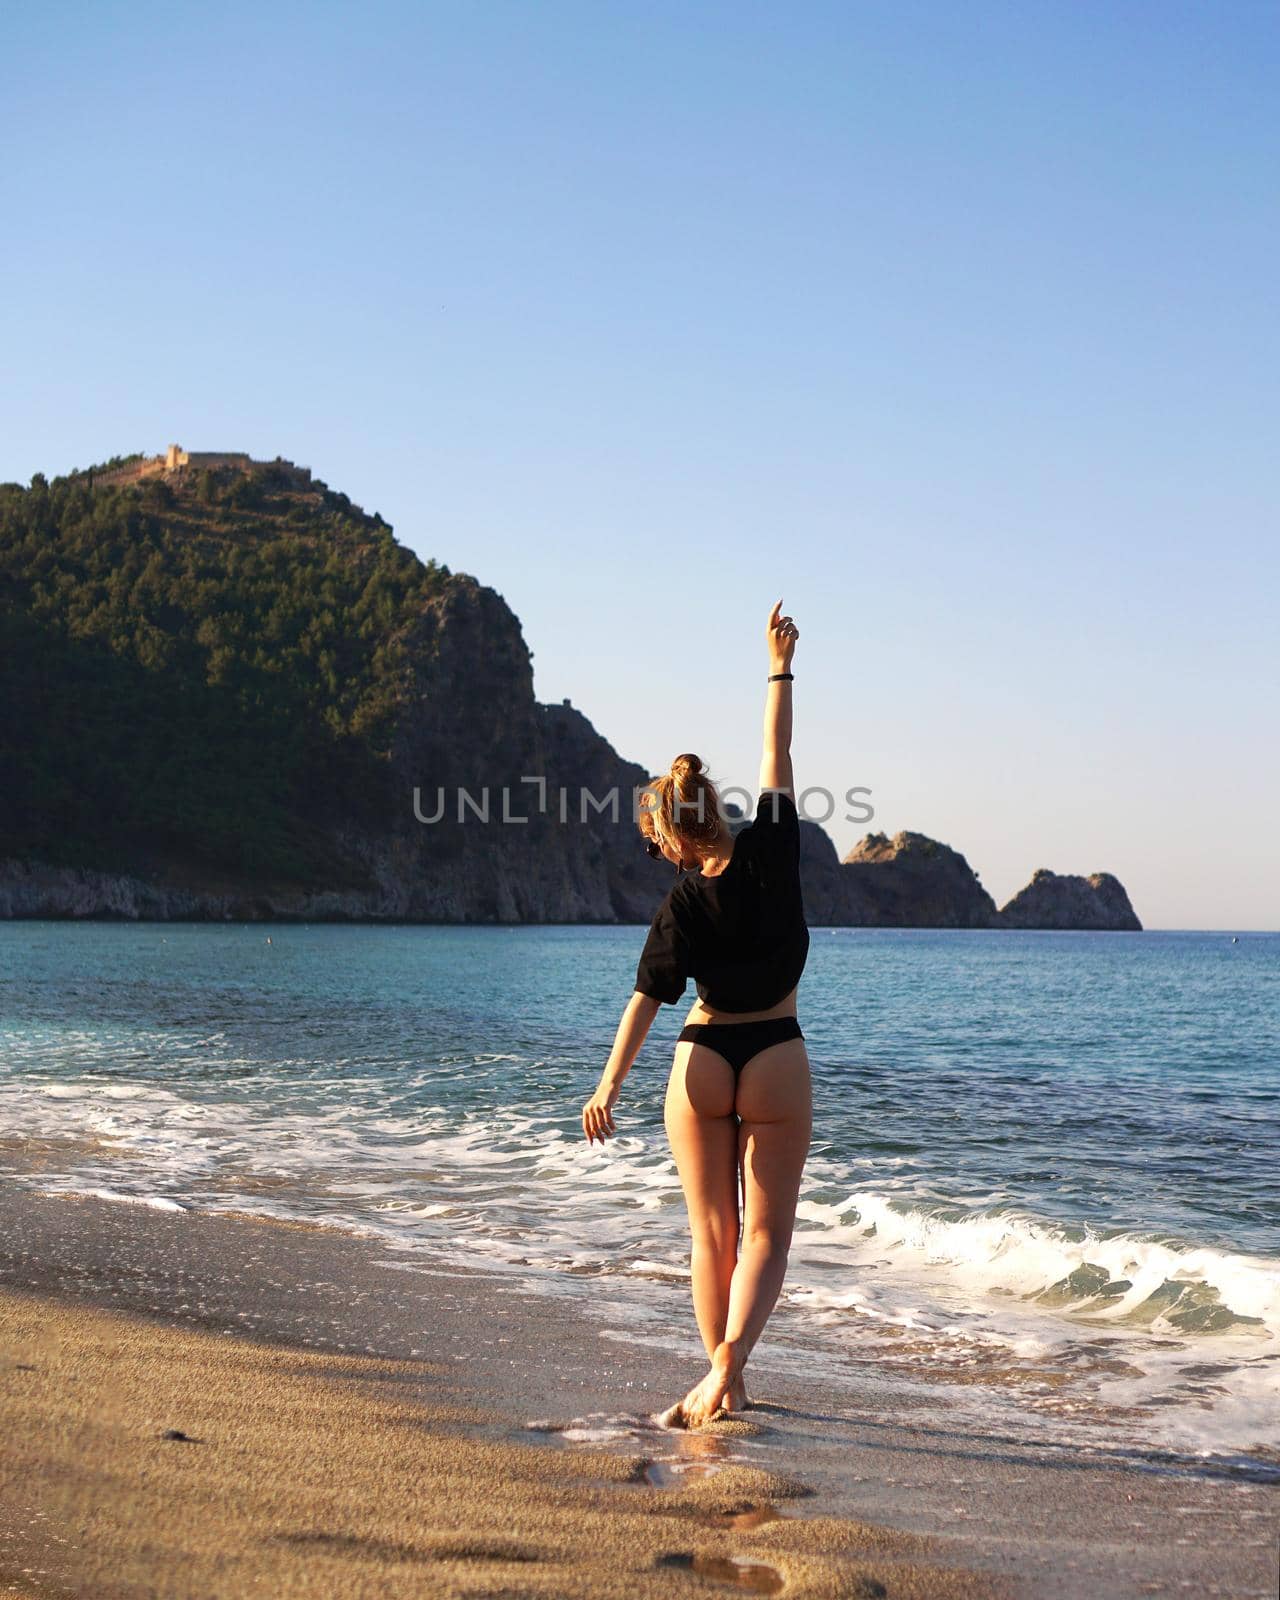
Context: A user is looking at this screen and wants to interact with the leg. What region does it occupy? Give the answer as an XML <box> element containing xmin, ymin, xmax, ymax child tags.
<box><xmin>727</xmin><ymin>1037</ymin><xmax>812</xmax><ymax>1356</ymax></box>
<box><xmin>671</xmin><ymin>1038</ymin><xmax>811</xmax><ymax>1427</ymax></box>
<box><xmin>663</xmin><ymin>1041</ymin><xmax>740</xmax><ymax>1362</ymax></box>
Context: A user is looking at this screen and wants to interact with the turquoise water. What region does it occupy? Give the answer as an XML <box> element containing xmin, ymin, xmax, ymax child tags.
<box><xmin>2</xmin><ymin>922</ymin><xmax>1277</xmax><ymax>1466</ymax></box>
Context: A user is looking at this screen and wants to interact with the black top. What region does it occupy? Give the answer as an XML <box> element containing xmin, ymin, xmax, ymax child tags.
<box><xmin>634</xmin><ymin>789</ymin><xmax>810</xmax><ymax>1013</ymax></box>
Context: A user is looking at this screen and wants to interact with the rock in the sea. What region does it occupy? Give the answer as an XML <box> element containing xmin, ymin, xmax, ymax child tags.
<box><xmin>997</xmin><ymin>869</ymin><xmax>1142</xmax><ymax>931</ymax></box>
<box><xmin>832</xmin><ymin>831</ymin><xmax>998</xmax><ymax>928</ymax></box>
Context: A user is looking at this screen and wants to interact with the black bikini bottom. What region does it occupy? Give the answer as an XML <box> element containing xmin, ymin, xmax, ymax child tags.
<box><xmin>677</xmin><ymin>1016</ymin><xmax>804</xmax><ymax>1079</ymax></box>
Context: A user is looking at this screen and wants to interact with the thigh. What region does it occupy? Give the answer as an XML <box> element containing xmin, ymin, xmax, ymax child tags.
<box><xmin>735</xmin><ymin>1039</ymin><xmax>812</xmax><ymax>1243</ymax></box>
<box><xmin>664</xmin><ymin>1042</ymin><xmax>740</xmax><ymax>1237</ymax></box>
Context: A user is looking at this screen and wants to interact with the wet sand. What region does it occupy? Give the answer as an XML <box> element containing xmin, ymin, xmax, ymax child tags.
<box><xmin>0</xmin><ymin>1185</ymin><xmax>1276</xmax><ymax>1599</ymax></box>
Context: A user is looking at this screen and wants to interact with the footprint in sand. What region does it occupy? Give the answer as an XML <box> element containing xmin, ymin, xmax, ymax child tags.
<box><xmin>525</xmin><ymin>1410</ymin><xmax>670</xmax><ymax>1445</ymax></box>
<box><xmin>656</xmin><ymin>1551</ymin><xmax>785</xmax><ymax>1594</ymax></box>
<box><xmin>642</xmin><ymin>1458</ymin><xmax>731</xmax><ymax>1488</ymax></box>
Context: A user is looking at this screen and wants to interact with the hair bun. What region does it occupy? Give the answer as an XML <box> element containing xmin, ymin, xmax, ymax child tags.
<box><xmin>670</xmin><ymin>752</ymin><xmax>704</xmax><ymax>786</ymax></box>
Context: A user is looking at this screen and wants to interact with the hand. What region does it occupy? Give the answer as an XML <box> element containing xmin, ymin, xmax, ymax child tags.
<box><xmin>582</xmin><ymin>1084</ymin><xmax>618</xmax><ymax>1145</ymax></box>
<box><xmin>766</xmin><ymin>599</ymin><xmax>799</xmax><ymax>672</ymax></box>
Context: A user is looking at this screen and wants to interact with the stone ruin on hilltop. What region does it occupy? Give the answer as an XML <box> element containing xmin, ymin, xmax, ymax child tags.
<box><xmin>88</xmin><ymin>445</ymin><xmax>312</xmax><ymax>489</ymax></box>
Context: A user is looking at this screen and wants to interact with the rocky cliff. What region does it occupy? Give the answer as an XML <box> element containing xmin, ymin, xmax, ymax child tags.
<box><xmin>837</xmin><ymin>830</ymin><xmax>998</xmax><ymax>928</ymax></box>
<box><xmin>0</xmin><ymin>461</ymin><xmax>675</xmax><ymax>922</ymax></box>
<box><xmin>788</xmin><ymin>829</ymin><xmax>1143</xmax><ymax>931</ymax></box>
<box><xmin>0</xmin><ymin>574</ymin><xmax>673</xmax><ymax>923</ymax></box>
<box><xmin>997</xmin><ymin>869</ymin><xmax>1142</xmax><ymax>931</ymax></box>
<box><xmin>0</xmin><ymin>456</ymin><xmax>1142</xmax><ymax>929</ymax></box>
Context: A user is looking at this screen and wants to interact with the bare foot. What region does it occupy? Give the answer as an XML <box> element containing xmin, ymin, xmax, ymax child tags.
<box><xmin>664</xmin><ymin>1341</ymin><xmax>744</xmax><ymax>1430</ymax></box>
<box><xmin>720</xmin><ymin>1373</ymin><xmax>750</xmax><ymax>1413</ymax></box>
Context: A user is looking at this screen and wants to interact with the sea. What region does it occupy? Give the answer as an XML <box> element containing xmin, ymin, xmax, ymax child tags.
<box><xmin>2</xmin><ymin>922</ymin><xmax>1277</xmax><ymax>1477</ymax></box>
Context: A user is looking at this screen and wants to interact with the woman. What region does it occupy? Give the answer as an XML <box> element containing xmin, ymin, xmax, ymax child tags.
<box><xmin>582</xmin><ymin>600</ymin><xmax>810</xmax><ymax>1428</ymax></box>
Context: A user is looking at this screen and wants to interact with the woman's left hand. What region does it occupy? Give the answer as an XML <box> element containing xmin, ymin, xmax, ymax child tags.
<box><xmin>766</xmin><ymin>598</ymin><xmax>799</xmax><ymax>671</ymax></box>
<box><xmin>582</xmin><ymin>1085</ymin><xmax>618</xmax><ymax>1144</ymax></box>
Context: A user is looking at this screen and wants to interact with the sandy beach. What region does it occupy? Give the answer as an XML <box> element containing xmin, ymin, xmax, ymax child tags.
<box><xmin>1</xmin><ymin>1204</ymin><xmax>1002</xmax><ymax>1600</ymax></box>
<box><xmin>3</xmin><ymin>1291</ymin><xmax>995</xmax><ymax>1600</ymax></box>
<box><xmin>1</xmin><ymin>1185</ymin><xmax>1275</xmax><ymax>1600</ymax></box>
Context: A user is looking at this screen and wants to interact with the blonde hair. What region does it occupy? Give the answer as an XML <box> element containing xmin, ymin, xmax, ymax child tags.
<box><xmin>640</xmin><ymin>753</ymin><xmax>728</xmax><ymax>860</ymax></box>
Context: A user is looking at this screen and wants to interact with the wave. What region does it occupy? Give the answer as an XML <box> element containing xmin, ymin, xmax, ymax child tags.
<box><xmin>5</xmin><ymin>1076</ymin><xmax>1277</xmax><ymax>1322</ymax></box>
<box><xmin>792</xmin><ymin>1189</ymin><xmax>1279</xmax><ymax>1338</ymax></box>
<box><xmin>6</xmin><ymin>1073</ymin><xmax>1276</xmax><ymax>1344</ymax></box>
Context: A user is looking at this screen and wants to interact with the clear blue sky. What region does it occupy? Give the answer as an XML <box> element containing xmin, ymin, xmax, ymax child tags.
<box><xmin>3</xmin><ymin>2</ymin><xmax>1276</xmax><ymax>928</ymax></box>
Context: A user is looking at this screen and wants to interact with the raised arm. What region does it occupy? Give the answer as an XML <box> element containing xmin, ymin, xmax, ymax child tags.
<box><xmin>759</xmin><ymin>599</ymin><xmax>799</xmax><ymax>796</ymax></box>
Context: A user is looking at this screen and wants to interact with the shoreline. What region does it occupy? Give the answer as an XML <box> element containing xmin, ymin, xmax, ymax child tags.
<box><xmin>2</xmin><ymin>1187</ymin><xmax>1276</xmax><ymax>1598</ymax></box>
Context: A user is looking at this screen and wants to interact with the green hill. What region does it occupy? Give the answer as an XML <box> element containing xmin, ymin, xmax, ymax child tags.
<box><xmin>0</xmin><ymin>460</ymin><xmax>451</xmax><ymax>885</ymax></box>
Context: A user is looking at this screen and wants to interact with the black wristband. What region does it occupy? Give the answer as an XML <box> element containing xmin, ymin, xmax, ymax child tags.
<box><xmin>768</xmin><ymin>672</ymin><xmax>794</xmax><ymax>682</ymax></box>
